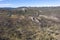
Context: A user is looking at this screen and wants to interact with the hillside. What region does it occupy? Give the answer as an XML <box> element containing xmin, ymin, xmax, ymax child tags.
<box><xmin>0</xmin><ymin>7</ymin><xmax>60</xmax><ymax>40</ymax></box>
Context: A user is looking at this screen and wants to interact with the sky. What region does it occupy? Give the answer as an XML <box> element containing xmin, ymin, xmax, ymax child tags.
<box><xmin>0</xmin><ymin>0</ymin><xmax>60</xmax><ymax>7</ymax></box>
